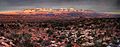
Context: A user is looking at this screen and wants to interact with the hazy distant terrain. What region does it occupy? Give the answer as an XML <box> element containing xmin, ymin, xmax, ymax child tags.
<box><xmin>0</xmin><ymin>10</ymin><xmax>120</xmax><ymax>22</ymax></box>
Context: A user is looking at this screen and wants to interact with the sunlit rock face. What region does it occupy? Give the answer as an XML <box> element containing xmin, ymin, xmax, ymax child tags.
<box><xmin>0</xmin><ymin>8</ymin><xmax>95</xmax><ymax>15</ymax></box>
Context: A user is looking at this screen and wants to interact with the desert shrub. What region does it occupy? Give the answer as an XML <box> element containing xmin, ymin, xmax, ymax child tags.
<box><xmin>59</xmin><ymin>34</ymin><xmax>66</xmax><ymax>39</ymax></box>
<box><xmin>46</xmin><ymin>29</ymin><xmax>53</xmax><ymax>36</ymax></box>
<box><xmin>66</xmin><ymin>42</ymin><xmax>73</xmax><ymax>47</ymax></box>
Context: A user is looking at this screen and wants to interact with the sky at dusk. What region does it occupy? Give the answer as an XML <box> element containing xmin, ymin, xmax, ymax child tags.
<box><xmin>0</xmin><ymin>0</ymin><xmax>119</xmax><ymax>12</ymax></box>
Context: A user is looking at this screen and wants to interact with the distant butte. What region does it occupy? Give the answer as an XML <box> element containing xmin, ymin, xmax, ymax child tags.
<box><xmin>0</xmin><ymin>8</ymin><xmax>95</xmax><ymax>15</ymax></box>
<box><xmin>0</xmin><ymin>8</ymin><xmax>119</xmax><ymax>22</ymax></box>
